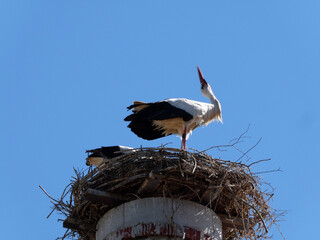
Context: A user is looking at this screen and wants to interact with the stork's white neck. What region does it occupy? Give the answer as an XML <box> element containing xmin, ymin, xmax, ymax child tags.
<box><xmin>205</xmin><ymin>87</ymin><xmax>219</xmax><ymax>105</ymax></box>
<box><xmin>205</xmin><ymin>87</ymin><xmax>222</xmax><ymax>123</ymax></box>
<box><xmin>208</xmin><ymin>93</ymin><xmax>217</xmax><ymax>105</ymax></box>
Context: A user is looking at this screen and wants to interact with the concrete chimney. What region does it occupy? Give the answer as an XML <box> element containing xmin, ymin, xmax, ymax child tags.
<box><xmin>96</xmin><ymin>197</ymin><xmax>222</xmax><ymax>240</ymax></box>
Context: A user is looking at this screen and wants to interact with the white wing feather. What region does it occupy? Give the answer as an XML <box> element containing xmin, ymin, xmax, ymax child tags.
<box><xmin>165</xmin><ymin>98</ymin><xmax>215</xmax><ymax>120</ymax></box>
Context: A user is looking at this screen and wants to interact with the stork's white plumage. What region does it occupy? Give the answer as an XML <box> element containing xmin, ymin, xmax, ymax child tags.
<box><xmin>124</xmin><ymin>66</ymin><xmax>222</xmax><ymax>150</ymax></box>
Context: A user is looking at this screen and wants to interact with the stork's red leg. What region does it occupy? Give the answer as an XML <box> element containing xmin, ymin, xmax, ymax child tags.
<box><xmin>181</xmin><ymin>127</ymin><xmax>187</xmax><ymax>150</ymax></box>
<box><xmin>181</xmin><ymin>138</ymin><xmax>186</xmax><ymax>150</ymax></box>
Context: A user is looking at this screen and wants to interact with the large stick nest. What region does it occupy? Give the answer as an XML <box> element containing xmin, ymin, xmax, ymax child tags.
<box><xmin>50</xmin><ymin>147</ymin><xmax>278</xmax><ymax>240</ymax></box>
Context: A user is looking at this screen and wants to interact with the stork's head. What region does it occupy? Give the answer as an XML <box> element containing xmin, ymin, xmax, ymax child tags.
<box><xmin>197</xmin><ymin>66</ymin><xmax>222</xmax><ymax>122</ymax></box>
<box><xmin>197</xmin><ymin>66</ymin><xmax>213</xmax><ymax>98</ymax></box>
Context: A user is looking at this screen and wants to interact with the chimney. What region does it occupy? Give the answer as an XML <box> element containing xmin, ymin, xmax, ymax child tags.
<box><xmin>96</xmin><ymin>197</ymin><xmax>222</xmax><ymax>240</ymax></box>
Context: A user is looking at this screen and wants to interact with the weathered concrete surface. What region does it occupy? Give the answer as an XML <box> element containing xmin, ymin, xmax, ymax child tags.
<box><xmin>96</xmin><ymin>197</ymin><xmax>222</xmax><ymax>240</ymax></box>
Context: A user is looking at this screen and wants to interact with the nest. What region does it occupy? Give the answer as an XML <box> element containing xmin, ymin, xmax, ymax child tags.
<box><xmin>49</xmin><ymin>147</ymin><xmax>278</xmax><ymax>240</ymax></box>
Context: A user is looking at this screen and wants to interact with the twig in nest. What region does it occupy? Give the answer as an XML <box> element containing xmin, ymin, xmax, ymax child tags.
<box><xmin>158</xmin><ymin>142</ymin><xmax>172</xmax><ymax>148</ymax></box>
<box><xmin>248</xmin><ymin>158</ymin><xmax>271</xmax><ymax>167</ymax></box>
<box><xmin>230</xmin><ymin>124</ymin><xmax>251</xmax><ymax>144</ymax></box>
<box><xmin>227</xmin><ymin>185</ymin><xmax>269</xmax><ymax>234</ymax></box>
<box><xmin>46</xmin><ymin>206</ymin><xmax>56</xmax><ymax>219</ymax></box>
<box><xmin>269</xmin><ymin>214</ymin><xmax>287</xmax><ymax>240</ymax></box>
<box><xmin>126</xmin><ymin>193</ymin><xmax>141</xmax><ymax>199</ymax></box>
<box><xmin>39</xmin><ymin>185</ymin><xmax>61</xmax><ymax>219</ymax></box>
<box><xmin>236</xmin><ymin>137</ymin><xmax>262</xmax><ymax>162</ymax></box>
<box><xmin>191</xmin><ymin>155</ymin><xmax>197</xmax><ymax>173</ymax></box>
<box><xmin>200</xmin><ymin>126</ymin><xmax>252</xmax><ymax>159</ymax></box>
<box><xmin>39</xmin><ymin>185</ymin><xmax>57</xmax><ymax>202</ymax></box>
<box><xmin>254</xmin><ymin>168</ymin><xmax>283</xmax><ymax>175</ymax></box>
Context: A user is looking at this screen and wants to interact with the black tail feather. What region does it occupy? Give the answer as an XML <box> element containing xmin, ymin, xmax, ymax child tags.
<box><xmin>124</xmin><ymin>114</ymin><xmax>135</xmax><ymax>121</ymax></box>
<box><xmin>128</xmin><ymin>120</ymin><xmax>167</xmax><ymax>140</ymax></box>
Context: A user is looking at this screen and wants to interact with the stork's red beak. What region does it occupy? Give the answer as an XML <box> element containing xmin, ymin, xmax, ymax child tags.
<box><xmin>197</xmin><ymin>66</ymin><xmax>207</xmax><ymax>86</ymax></box>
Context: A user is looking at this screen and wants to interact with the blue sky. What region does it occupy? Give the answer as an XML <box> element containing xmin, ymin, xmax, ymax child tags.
<box><xmin>1</xmin><ymin>1</ymin><xmax>319</xmax><ymax>239</ymax></box>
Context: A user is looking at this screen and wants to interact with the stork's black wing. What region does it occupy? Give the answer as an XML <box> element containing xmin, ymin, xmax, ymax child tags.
<box><xmin>124</xmin><ymin>101</ymin><xmax>193</xmax><ymax>140</ymax></box>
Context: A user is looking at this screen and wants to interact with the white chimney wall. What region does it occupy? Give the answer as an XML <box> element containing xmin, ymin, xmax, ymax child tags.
<box><xmin>96</xmin><ymin>197</ymin><xmax>222</xmax><ymax>240</ymax></box>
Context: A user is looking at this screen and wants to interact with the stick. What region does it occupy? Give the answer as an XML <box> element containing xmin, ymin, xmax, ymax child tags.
<box><xmin>236</xmin><ymin>137</ymin><xmax>262</xmax><ymax>162</ymax></box>
<box><xmin>248</xmin><ymin>158</ymin><xmax>271</xmax><ymax>167</ymax></box>
<box><xmin>39</xmin><ymin>185</ymin><xmax>58</xmax><ymax>202</ymax></box>
<box><xmin>227</xmin><ymin>186</ymin><xmax>269</xmax><ymax>233</ymax></box>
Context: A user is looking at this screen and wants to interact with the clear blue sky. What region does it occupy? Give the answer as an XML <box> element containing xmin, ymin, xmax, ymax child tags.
<box><xmin>1</xmin><ymin>1</ymin><xmax>319</xmax><ymax>239</ymax></box>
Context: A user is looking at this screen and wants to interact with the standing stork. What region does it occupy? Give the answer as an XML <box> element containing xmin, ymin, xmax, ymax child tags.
<box><xmin>124</xmin><ymin>66</ymin><xmax>222</xmax><ymax>150</ymax></box>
